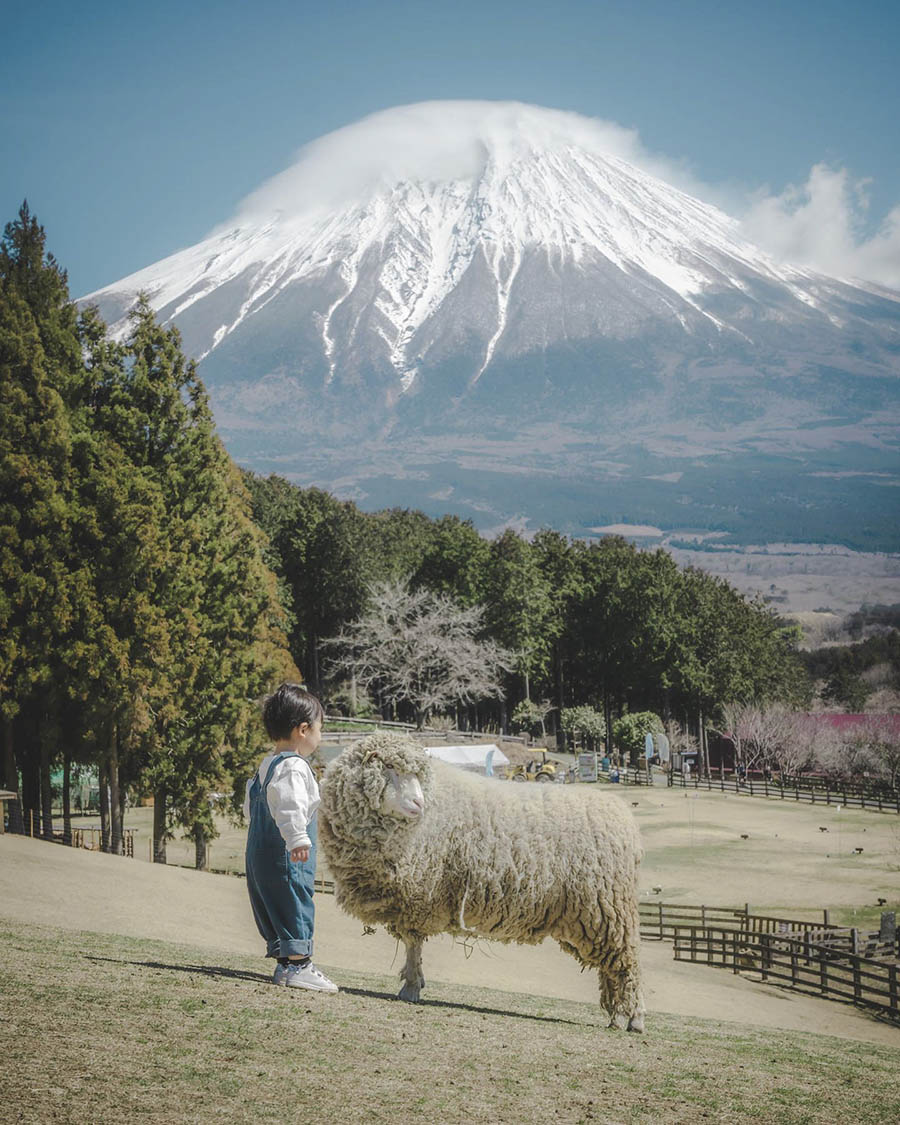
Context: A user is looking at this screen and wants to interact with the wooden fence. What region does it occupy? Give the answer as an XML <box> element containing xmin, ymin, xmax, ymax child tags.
<box><xmin>671</xmin><ymin>924</ymin><xmax>899</xmax><ymax>1022</ymax></box>
<box><xmin>71</xmin><ymin>826</ymin><xmax>136</xmax><ymax>857</ymax></box>
<box><xmin>639</xmin><ymin>901</ymin><xmax>899</xmax><ymax>1022</ymax></box>
<box><xmin>669</xmin><ymin>770</ymin><xmax>900</xmax><ymax>813</ymax></box>
<box><xmin>639</xmin><ymin>901</ymin><xmax>834</xmax><ymax>942</ymax></box>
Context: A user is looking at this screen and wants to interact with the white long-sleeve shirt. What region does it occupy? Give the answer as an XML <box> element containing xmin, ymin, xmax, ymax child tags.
<box><xmin>243</xmin><ymin>752</ymin><xmax>320</xmax><ymax>851</ymax></box>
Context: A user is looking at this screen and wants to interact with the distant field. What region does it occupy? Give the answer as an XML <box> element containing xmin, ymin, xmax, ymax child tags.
<box><xmin>93</xmin><ymin>780</ymin><xmax>900</xmax><ymax>928</ymax></box>
<box><xmin>3</xmin><ymin>921</ymin><xmax>898</xmax><ymax>1125</ymax></box>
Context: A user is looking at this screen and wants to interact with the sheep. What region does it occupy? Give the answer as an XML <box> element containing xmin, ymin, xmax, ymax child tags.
<box><xmin>318</xmin><ymin>732</ymin><xmax>646</xmax><ymax>1031</ymax></box>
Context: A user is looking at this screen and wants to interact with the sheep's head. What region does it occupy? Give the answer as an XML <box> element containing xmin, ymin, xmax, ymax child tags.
<box><xmin>321</xmin><ymin>732</ymin><xmax>434</xmax><ymax>842</ymax></box>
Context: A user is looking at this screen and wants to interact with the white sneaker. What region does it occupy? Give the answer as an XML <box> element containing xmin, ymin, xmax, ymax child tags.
<box><xmin>272</xmin><ymin>962</ymin><xmax>290</xmax><ymax>986</ymax></box>
<box><xmin>283</xmin><ymin>961</ymin><xmax>339</xmax><ymax>993</ymax></box>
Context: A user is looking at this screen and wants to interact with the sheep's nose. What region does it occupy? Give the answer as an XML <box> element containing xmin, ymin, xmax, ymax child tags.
<box><xmin>408</xmin><ymin>796</ymin><xmax>424</xmax><ymax>815</ymax></box>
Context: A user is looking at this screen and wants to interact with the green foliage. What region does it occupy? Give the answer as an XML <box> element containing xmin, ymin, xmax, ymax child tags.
<box><xmin>822</xmin><ymin>666</ymin><xmax>871</xmax><ymax>712</ymax></box>
<box><xmin>510</xmin><ymin>699</ymin><xmax>546</xmax><ymax>733</ymax></box>
<box><xmin>483</xmin><ymin>529</ymin><xmax>555</xmax><ymax>693</ymax></box>
<box><xmin>560</xmin><ymin>706</ymin><xmax>606</xmax><ymax>740</ymax></box>
<box><xmin>613</xmin><ymin>711</ymin><xmax>663</xmax><ymax>758</ymax></box>
<box><xmin>1</xmin><ymin>206</ymin><xmax>294</xmax><ymax>857</ymax></box>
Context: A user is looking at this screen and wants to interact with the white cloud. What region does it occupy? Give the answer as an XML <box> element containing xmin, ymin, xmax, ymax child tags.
<box><xmin>739</xmin><ymin>164</ymin><xmax>900</xmax><ymax>289</ymax></box>
<box><xmin>232</xmin><ymin>99</ymin><xmax>704</xmax><ymax>218</ymax></box>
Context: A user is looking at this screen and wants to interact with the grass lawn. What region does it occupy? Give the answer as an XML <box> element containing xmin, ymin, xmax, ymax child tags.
<box><xmin>3</xmin><ymin>920</ymin><xmax>898</xmax><ymax>1125</ymax></box>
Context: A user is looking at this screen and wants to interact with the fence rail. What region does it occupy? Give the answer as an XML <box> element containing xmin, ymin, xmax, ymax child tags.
<box><xmin>671</xmin><ymin>924</ymin><xmax>899</xmax><ymax>1022</ymax></box>
<box><xmin>669</xmin><ymin>770</ymin><xmax>900</xmax><ymax>814</ymax></box>
<box><xmin>639</xmin><ymin>901</ymin><xmax>835</xmax><ymax>941</ymax></box>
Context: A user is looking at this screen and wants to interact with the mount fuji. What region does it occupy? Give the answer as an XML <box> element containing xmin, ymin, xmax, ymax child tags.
<box><xmin>84</xmin><ymin>101</ymin><xmax>900</xmax><ymax>550</ymax></box>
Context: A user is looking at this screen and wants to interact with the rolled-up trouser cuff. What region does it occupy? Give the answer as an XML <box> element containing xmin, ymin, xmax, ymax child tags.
<box><xmin>267</xmin><ymin>938</ymin><xmax>313</xmax><ymax>959</ymax></box>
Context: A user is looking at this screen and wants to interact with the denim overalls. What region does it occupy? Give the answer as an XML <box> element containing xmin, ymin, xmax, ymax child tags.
<box><xmin>245</xmin><ymin>751</ymin><xmax>317</xmax><ymax>959</ymax></box>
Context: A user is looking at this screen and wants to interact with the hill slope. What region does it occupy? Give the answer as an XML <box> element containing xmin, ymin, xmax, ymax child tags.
<box><xmin>1</xmin><ymin>834</ymin><xmax>896</xmax><ymax>1047</ymax></box>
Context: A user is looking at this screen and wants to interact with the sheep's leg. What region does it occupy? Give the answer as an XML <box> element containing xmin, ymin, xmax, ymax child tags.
<box><xmin>557</xmin><ymin>909</ymin><xmax>645</xmax><ymax>1033</ymax></box>
<box><xmin>396</xmin><ymin>934</ymin><xmax>426</xmax><ymax>1002</ymax></box>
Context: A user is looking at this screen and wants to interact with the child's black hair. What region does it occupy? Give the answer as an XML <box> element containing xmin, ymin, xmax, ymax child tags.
<box><xmin>262</xmin><ymin>683</ymin><xmax>324</xmax><ymax>740</ymax></box>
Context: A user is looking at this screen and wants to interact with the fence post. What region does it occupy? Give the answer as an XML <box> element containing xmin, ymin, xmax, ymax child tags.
<box><xmin>890</xmin><ymin>965</ymin><xmax>898</xmax><ymax>1017</ymax></box>
<box><xmin>852</xmin><ymin>955</ymin><xmax>862</xmax><ymax>1003</ymax></box>
<box><xmin>658</xmin><ymin>901</ymin><xmax>664</xmax><ymax>939</ymax></box>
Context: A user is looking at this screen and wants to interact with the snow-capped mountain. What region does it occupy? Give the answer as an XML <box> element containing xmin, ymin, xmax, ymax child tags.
<box><xmin>84</xmin><ymin>102</ymin><xmax>900</xmax><ymax>550</ymax></box>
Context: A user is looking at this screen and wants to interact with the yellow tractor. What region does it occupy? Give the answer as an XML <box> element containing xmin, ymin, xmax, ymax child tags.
<box><xmin>506</xmin><ymin>749</ymin><xmax>558</xmax><ymax>783</ymax></box>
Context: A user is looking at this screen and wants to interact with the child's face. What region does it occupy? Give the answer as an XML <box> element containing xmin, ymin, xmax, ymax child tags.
<box><xmin>291</xmin><ymin>718</ymin><xmax>323</xmax><ymax>757</ymax></box>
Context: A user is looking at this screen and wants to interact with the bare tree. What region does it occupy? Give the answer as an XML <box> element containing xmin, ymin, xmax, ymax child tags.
<box><xmin>663</xmin><ymin>718</ymin><xmax>699</xmax><ymax>760</ymax></box>
<box><xmin>771</xmin><ymin>713</ymin><xmax>822</xmax><ymax>777</ymax></box>
<box><xmin>849</xmin><ymin>717</ymin><xmax>900</xmax><ymax>788</ymax></box>
<box><xmin>819</xmin><ymin>725</ymin><xmax>875</xmax><ymax>782</ymax></box>
<box><xmin>324</xmin><ymin>579</ymin><xmax>514</xmax><ymax>729</ymax></box>
<box><xmin>717</xmin><ymin>702</ymin><xmax>797</xmax><ymax>774</ymax></box>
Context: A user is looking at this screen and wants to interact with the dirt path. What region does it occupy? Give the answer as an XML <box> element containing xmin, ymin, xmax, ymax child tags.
<box><xmin>2</xmin><ymin>835</ymin><xmax>897</xmax><ymax>1048</ymax></box>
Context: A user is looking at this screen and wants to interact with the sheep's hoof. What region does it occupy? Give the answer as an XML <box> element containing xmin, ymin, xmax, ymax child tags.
<box><xmin>627</xmin><ymin>1013</ymin><xmax>645</xmax><ymax>1033</ymax></box>
<box><xmin>607</xmin><ymin>1013</ymin><xmax>628</xmax><ymax>1030</ymax></box>
<box><xmin>398</xmin><ymin>983</ymin><xmax>422</xmax><ymax>1002</ymax></box>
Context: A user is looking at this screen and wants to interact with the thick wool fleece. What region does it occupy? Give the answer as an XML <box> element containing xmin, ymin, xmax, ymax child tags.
<box><xmin>318</xmin><ymin>733</ymin><xmax>645</xmax><ymax>1027</ymax></box>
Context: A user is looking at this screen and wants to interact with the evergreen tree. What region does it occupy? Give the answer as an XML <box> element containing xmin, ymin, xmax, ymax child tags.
<box><xmin>89</xmin><ymin>300</ymin><xmax>294</xmax><ymax>864</ymax></box>
<box><xmin>483</xmin><ymin>529</ymin><xmax>555</xmax><ymax>703</ymax></box>
<box><xmin>0</xmin><ymin>204</ymin><xmax>89</xmax><ymax>837</ymax></box>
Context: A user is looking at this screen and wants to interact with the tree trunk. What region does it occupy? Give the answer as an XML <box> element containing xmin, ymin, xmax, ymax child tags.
<box><xmin>604</xmin><ymin>694</ymin><xmax>613</xmax><ymax>756</ymax></box>
<box><xmin>99</xmin><ymin>759</ymin><xmax>110</xmax><ymax>852</ymax></box>
<box><xmin>39</xmin><ymin>742</ymin><xmax>53</xmax><ymax>840</ymax></box>
<box><xmin>108</xmin><ymin>723</ymin><xmax>123</xmax><ymax>855</ymax></box>
<box><xmin>554</xmin><ymin>644</ymin><xmax>565</xmax><ymax>714</ymax></box>
<box><xmin>310</xmin><ymin>635</ymin><xmax>320</xmax><ymax>694</ymax></box>
<box><xmin>350</xmin><ymin>669</ymin><xmax>358</xmax><ymax>715</ymax></box>
<box><xmin>152</xmin><ymin>788</ymin><xmax>167</xmax><ymax>863</ymax></box>
<box><xmin>62</xmin><ymin>750</ymin><xmax>72</xmax><ymax>846</ymax></box>
<box><xmin>699</xmin><ymin>707</ymin><xmax>711</xmax><ymax>779</ymax></box>
<box><xmin>194</xmin><ymin>828</ymin><xmax>209</xmax><ymax>871</ymax></box>
<box><xmin>2</xmin><ymin>718</ymin><xmax>24</xmax><ymax>834</ymax></box>
<box><xmin>524</xmin><ymin>669</ymin><xmax>530</xmax><ymax>701</ymax></box>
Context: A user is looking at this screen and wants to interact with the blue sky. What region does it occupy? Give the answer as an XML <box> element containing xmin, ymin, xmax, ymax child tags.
<box><xmin>3</xmin><ymin>0</ymin><xmax>899</xmax><ymax>295</ymax></box>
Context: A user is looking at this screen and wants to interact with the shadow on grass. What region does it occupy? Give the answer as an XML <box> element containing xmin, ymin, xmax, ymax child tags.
<box><xmin>85</xmin><ymin>955</ymin><xmax>592</xmax><ymax>1026</ymax></box>
<box><xmin>86</xmin><ymin>956</ymin><xmax>270</xmax><ymax>985</ymax></box>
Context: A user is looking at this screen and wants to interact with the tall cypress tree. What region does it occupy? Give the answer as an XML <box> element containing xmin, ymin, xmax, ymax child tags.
<box><xmin>86</xmin><ymin>298</ymin><xmax>294</xmax><ymax>863</ymax></box>
<box><xmin>0</xmin><ymin>204</ymin><xmax>87</xmax><ymax>837</ymax></box>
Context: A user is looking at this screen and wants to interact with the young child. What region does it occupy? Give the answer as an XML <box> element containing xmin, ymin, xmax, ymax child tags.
<box><xmin>243</xmin><ymin>682</ymin><xmax>338</xmax><ymax>992</ymax></box>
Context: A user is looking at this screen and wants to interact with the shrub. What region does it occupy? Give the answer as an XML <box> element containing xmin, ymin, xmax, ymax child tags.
<box><xmin>613</xmin><ymin>712</ymin><xmax>664</xmax><ymax>761</ymax></box>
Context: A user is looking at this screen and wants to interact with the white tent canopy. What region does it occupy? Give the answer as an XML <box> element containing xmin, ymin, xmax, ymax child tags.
<box><xmin>424</xmin><ymin>744</ymin><xmax>509</xmax><ymax>773</ymax></box>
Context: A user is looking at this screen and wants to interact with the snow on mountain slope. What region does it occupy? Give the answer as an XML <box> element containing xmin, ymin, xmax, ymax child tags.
<box><xmin>85</xmin><ymin>101</ymin><xmax>898</xmax><ymax>393</ymax></box>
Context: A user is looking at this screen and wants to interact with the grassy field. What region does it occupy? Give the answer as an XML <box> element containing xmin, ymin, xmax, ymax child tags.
<box><xmin>3</xmin><ymin>919</ymin><xmax>899</xmax><ymax>1125</ymax></box>
<box><xmin>90</xmin><ymin>777</ymin><xmax>900</xmax><ymax>931</ymax></box>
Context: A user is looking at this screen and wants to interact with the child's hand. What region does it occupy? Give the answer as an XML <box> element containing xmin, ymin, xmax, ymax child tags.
<box><xmin>290</xmin><ymin>845</ymin><xmax>310</xmax><ymax>863</ymax></box>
